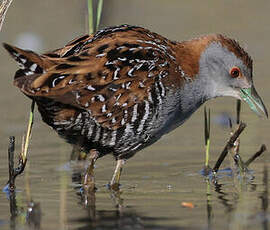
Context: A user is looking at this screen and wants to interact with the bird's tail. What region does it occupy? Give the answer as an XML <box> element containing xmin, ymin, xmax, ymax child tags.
<box><xmin>3</xmin><ymin>43</ymin><xmax>58</xmax><ymax>97</ymax></box>
<box><xmin>3</xmin><ymin>43</ymin><xmax>46</xmax><ymax>79</ymax></box>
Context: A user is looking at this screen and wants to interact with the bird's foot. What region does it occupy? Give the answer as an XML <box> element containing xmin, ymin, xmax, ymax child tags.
<box><xmin>82</xmin><ymin>149</ymin><xmax>99</xmax><ymax>193</ymax></box>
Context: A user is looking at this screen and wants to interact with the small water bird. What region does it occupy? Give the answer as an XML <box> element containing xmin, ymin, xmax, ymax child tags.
<box><xmin>3</xmin><ymin>24</ymin><xmax>268</xmax><ymax>188</ymax></box>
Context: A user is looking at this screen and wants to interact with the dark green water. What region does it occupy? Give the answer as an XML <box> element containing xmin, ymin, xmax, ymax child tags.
<box><xmin>0</xmin><ymin>1</ymin><xmax>270</xmax><ymax>229</ymax></box>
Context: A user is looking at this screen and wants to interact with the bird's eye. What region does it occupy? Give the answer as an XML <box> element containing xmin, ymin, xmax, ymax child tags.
<box><xmin>230</xmin><ymin>67</ymin><xmax>240</xmax><ymax>78</ymax></box>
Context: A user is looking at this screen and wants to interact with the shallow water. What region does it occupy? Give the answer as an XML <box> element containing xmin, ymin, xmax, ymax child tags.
<box><xmin>0</xmin><ymin>1</ymin><xmax>270</xmax><ymax>230</ymax></box>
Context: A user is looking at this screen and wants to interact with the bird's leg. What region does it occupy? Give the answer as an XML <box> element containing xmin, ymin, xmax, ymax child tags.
<box><xmin>70</xmin><ymin>139</ymin><xmax>87</xmax><ymax>160</ymax></box>
<box><xmin>82</xmin><ymin>149</ymin><xmax>99</xmax><ymax>194</ymax></box>
<box><xmin>110</xmin><ymin>186</ymin><xmax>124</xmax><ymax>214</ymax></box>
<box><xmin>110</xmin><ymin>159</ymin><xmax>125</xmax><ymax>191</ymax></box>
<box><xmin>70</xmin><ymin>144</ymin><xmax>82</xmax><ymax>160</ymax></box>
<box><xmin>109</xmin><ymin>159</ymin><xmax>125</xmax><ymax>212</ymax></box>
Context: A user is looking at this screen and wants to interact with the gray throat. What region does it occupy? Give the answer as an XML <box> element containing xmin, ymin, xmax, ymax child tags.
<box><xmin>155</xmin><ymin>75</ymin><xmax>210</xmax><ymax>138</ymax></box>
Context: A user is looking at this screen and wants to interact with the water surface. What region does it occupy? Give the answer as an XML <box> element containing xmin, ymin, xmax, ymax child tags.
<box><xmin>0</xmin><ymin>1</ymin><xmax>270</xmax><ymax>229</ymax></box>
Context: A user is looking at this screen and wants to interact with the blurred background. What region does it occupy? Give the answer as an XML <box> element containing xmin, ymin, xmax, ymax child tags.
<box><xmin>0</xmin><ymin>1</ymin><xmax>270</xmax><ymax>230</ymax></box>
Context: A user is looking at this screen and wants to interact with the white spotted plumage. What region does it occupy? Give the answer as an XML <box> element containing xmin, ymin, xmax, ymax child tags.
<box><xmin>102</xmin><ymin>104</ymin><xmax>107</xmax><ymax>113</ymax></box>
<box><xmin>86</xmin><ymin>85</ymin><xmax>96</xmax><ymax>91</ymax></box>
<box><xmin>30</xmin><ymin>63</ymin><xmax>37</xmax><ymax>72</ymax></box>
<box><xmin>113</xmin><ymin>67</ymin><xmax>120</xmax><ymax>80</ymax></box>
<box><xmin>131</xmin><ymin>104</ymin><xmax>138</xmax><ymax>123</ymax></box>
<box><xmin>137</xmin><ymin>100</ymin><xmax>150</xmax><ymax>134</ymax></box>
<box><xmin>97</xmin><ymin>94</ymin><xmax>105</xmax><ymax>102</ymax></box>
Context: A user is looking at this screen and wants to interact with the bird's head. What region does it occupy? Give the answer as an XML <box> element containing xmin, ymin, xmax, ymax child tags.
<box><xmin>178</xmin><ymin>34</ymin><xmax>268</xmax><ymax>117</ymax></box>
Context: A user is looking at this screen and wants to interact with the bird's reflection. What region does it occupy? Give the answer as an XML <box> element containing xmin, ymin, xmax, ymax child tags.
<box><xmin>72</xmin><ymin>169</ymin><xmax>146</xmax><ymax>229</ymax></box>
<box><xmin>71</xmin><ymin>169</ymin><xmax>190</xmax><ymax>230</ymax></box>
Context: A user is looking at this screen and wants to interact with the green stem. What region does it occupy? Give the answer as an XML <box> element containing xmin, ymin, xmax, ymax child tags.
<box><xmin>96</xmin><ymin>0</ymin><xmax>103</xmax><ymax>30</ymax></box>
<box><xmin>88</xmin><ymin>0</ymin><xmax>94</xmax><ymax>34</ymax></box>
<box><xmin>205</xmin><ymin>139</ymin><xmax>210</xmax><ymax>167</ymax></box>
<box><xmin>22</xmin><ymin>100</ymin><xmax>35</xmax><ymax>163</ymax></box>
<box><xmin>204</xmin><ymin>107</ymin><xmax>210</xmax><ymax>168</ymax></box>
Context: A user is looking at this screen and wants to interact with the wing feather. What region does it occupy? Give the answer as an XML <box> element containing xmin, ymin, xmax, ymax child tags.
<box><xmin>13</xmin><ymin>25</ymin><xmax>182</xmax><ymax>130</ymax></box>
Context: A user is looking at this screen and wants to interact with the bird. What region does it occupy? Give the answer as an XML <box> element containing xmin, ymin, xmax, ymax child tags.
<box><xmin>3</xmin><ymin>24</ymin><xmax>268</xmax><ymax>188</ymax></box>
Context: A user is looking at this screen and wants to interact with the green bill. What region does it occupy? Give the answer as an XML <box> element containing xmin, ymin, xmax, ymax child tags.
<box><xmin>240</xmin><ymin>87</ymin><xmax>268</xmax><ymax>118</ymax></box>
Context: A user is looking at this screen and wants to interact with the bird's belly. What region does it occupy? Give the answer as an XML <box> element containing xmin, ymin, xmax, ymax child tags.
<box><xmin>158</xmin><ymin>108</ymin><xmax>192</xmax><ymax>135</ymax></box>
<box><xmin>36</xmin><ymin>95</ymin><xmax>202</xmax><ymax>159</ymax></box>
<box><xmin>150</xmin><ymin>99</ymin><xmax>204</xmax><ymax>143</ymax></box>
<box><xmin>37</xmin><ymin>100</ymin><xmax>147</xmax><ymax>158</ymax></box>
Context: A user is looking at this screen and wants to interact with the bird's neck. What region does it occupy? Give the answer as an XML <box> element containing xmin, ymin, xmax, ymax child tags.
<box><xmin>157</xmin><ymin>78</ymin><xmax>208</xmax><ymax>136</ymax></box>
<box><xmin>147</xmin><ymin>37</ymin><xmax>219</xmax><ymax>137</ymax></box>
<box><xmin>172</xmin><ymin>35</ymin><xmax>221</xmax><ymax>101</ymax></box>
<box><xmin>173</xmin><ymin>34</ymin><xmax>218</xmax><ymax>79</ymax></box>
<box><xmin>167</xmin><ymin>36</ymin><xmax>220</xmax><ymax>118</ymax></box>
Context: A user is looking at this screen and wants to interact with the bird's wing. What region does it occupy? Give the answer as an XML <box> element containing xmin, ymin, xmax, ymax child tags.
<box><xmin>10</xmin><ymin>25</ymin><xmax>182</xmax><ymax>130</ymax></box>
<box><xmin>43</xmin><ymin>34</ymin><xmax>94</xmax><ymax>58</ymax></box>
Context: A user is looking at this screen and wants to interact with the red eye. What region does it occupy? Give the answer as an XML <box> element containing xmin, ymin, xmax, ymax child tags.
<box><xmin>230</xmin><ymin>67</ymin><xmax>240</xmax><ymax>78</ymax></box>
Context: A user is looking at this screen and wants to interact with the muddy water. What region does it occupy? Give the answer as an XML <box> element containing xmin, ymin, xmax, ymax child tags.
<box><xmin>0</xmin><ymin>1</ymin><xmax>270</xmax><ymax>229</ymax></box>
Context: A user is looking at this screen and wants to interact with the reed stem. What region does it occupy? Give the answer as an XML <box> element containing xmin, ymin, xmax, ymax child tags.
<box><xmin>87</xmin><ymin>0</ymin><xmax>94</xmax><ymax>34</ymax></box>
<box><xmin>0</xmin><ymin>0</ymin><xmax>13</xmax><ymax>32</ymax></box>
<box><xmin>88</xmin><ymin>0</ymin><xmax>103</xmax><ymax>34</ymax></box>
<box><xmin>213</xmin><ymin>122</ymin><xmax>246</xmax><ymax>173</ymax></box>
<box><xmin>204</xmin><ymin>107</ymin><xmax>211</xmax><ymax>168</ymax></box>
<box><xmin>22</xmin><ymin>100</ymin><xmax>35</xmax><ymax>163</ymax></box>
<box><xmin>245</xmin><ymin>144</ymin><xmax>267</xmax><ymax>167</ymax></box>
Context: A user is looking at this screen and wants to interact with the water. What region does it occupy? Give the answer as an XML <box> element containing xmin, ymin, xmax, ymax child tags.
<box><xmin>0</xmin><ymin>1</ymin><xmax>270</xmax><ymax>229</ymax></box>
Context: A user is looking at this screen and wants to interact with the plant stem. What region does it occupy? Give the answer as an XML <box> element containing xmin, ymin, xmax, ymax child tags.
<box><xmin>8</xmin><ymin>136</ymin><xmax>17</xmax><ymax>217</ymax></box>
<box><xmin>204</xmin><ymin>107</ymin><xmax>211</xmax><ymax>168</ymax></box>
<box><xmin>22</xmin><ymin>100</ymin><xmax>35</xmax><ymax>163</ymax></box>
<box><xmin>233</xmin><ymin>153</ymin><xmax>246</xmax><ymax>176</ymax></box>
<box><xmin>88</xmin><ymin>0</ymin><xmax>94</xmax><ymax>34</ymax></box>
<box><xmin>8</xmin><ymin>136</ymin><xmax>15</xmax><ymax>192</ymax></box>
<box><xmin>96</xmin><ymin>0</ymin><xmax>103</xmax><ymax>30</ymax></box>
<box><xmin>87</xmin><ymin>0</ymin><xmax>103</xmax><ymax>34</ymax></box>
<box><xmin>245</xmin><ymin>144</ymin><xmax>267</xmax><ymax>167</ymax></box>
<box><xmin>236</xmin><ymin>100</ymin><xmax>241</xmax><ymax>125</ymax></box>
<box><xmin>205</xmin><ymin>139</ymin><xmax>210</xmax><ymax>167</ymax></box>
<box><xmin>0</xmin><ymin>0</ymin><xmax>13</xmax><ymax>32</ymax></box>
<box><xmin>212</xmin><ymin>122</ymin><xmax>246</xmax><ymax>173</ymax></box>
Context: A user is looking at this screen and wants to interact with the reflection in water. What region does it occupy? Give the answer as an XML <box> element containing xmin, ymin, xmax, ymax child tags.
<box><xmin>8</xmin><ymin>192</ymin><xmax>41</xmax><ymax>230</ymax></box>
<box><xmin>3</xmin><ymin>153</ymin><xmax>269</xmax><ymax>230</ymax></box>
<box><xmin>71</xmin><ymin>208</ymin><xmax>184</xmax><ymax>230</ymax></box>
<box><xmin>4</xmin><ymin>158</ymin><xmax>269</xmax><ymax>230</ymax></box>
<box><xmin>6</xmin><ymin>151</ymin><xmax>41</xmax><ymax>230</ymax></box>
<box><xmin>260</xmin><ymin>165</ymin><xmax>268</xmax><ymax>230</ymax></box>
<box><xmin>71</xmin><ymin>167</ymin><xmax>193</xmax><ymax>230</ymax></box>
<box><xmin>26</xmin><ymin>201</ymin><xmax>41</xmax><ymax>229</ymax></box>
<box><xmin>72</xmin><ymin>193</ymin><xmax>193</xmax><ymax>230</ymax></box>
<box><xmin>207</xmin><ymin>165</ymin><xmax>269</xmax><ymax>230</ymax></box>
<box><xmin>214</xmin><ymin>182</ymin><xmax>234</xmax><ymax>213</ymax></box>
<box><xmin>1</xmin><ymin>0</ymin><xmax>270</xmax><ymax>229</ymax></box>
<box><xmin>206</xmin><ymin>179</ymin><xmax>213</xmax><ymax>230</ymax></box>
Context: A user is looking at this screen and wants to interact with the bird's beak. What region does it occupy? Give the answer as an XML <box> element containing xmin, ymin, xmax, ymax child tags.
<box><xmin>240</xmin><ymin>87</ymin><xmax>268</xmax><ymax>118</ymax></box>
